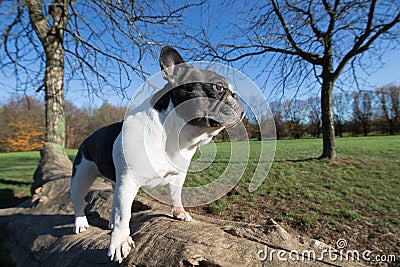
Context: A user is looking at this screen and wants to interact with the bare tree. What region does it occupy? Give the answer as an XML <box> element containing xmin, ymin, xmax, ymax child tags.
<box><xmin>0</xmin><ymin>0</ymin><xmax>200</xmax><ymax>156</ymax></box>
<box><xmin>375</xmin><ymin>85</ymin><xmax>399</xmax><ymax>135</ymax></box>
<box><xmin>283</xmin><ymin>99</ymin><xmax>307</xmax><ymax>139</ymax></box>
<box><xmin>307</xmin><ymin>97</ymin><xmax>321</xmax><ymax>138</ymax></box>
<box><xmin>353</xmin><ymin>90</ymin><xmax>373</xmax><ymax>136</ymax></box>
<box><xmin>270</xmin><ymin>100</ymin><xmax>285</xmax><ymax>139</ymax></box>
<box><xmin>333</xmin><ymin>92</ymin><xmax>351</xmax><ymax>137</ymax></box>
<box><xmin>193</xmin><ymin>0</ymin><xmax>400</xmax><ymax>160</ymax></box>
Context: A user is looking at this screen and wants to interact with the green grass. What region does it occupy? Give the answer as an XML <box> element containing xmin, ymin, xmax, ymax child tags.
<box><xmin>1</xmin><ymin>136</ymin><xmax>399</xmax><ymax>237</ymax></box>
<box><xmin>0</xmin><ymin>151</ymin><xmax>40</xmax><ymax>203</ymax></box>
<box><xmin>0</xmin><ymin>150</ymin><xmax>77</xmax><ymax>203</ymax></box>
<box><xmin>185</xmin><ymin>136</ymin><xmax>400</xmax><ymax>234</ymax></box>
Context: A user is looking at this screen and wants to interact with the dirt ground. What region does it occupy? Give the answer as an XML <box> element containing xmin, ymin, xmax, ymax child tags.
<box><xmin>187</xmin><ymin>205</ymin><xmax>400</xmax><ymax>266</ymax></box>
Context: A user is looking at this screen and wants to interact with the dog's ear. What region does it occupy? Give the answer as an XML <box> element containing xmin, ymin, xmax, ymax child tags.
<box><xmin>159</xmin><ymin>46</ymin><xmax>186</xmax><ymax>83</ymax></box>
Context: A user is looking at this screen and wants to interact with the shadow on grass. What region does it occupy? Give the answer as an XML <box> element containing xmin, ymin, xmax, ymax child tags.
<box><xmin>275</xmin><ymin>157</ymin><xmax>318</xmax><ymax>163</ymax></box>
<box><xmin>0</xmin><ymin>189</ymin><xmax>30</xmax><ymax>209</ymax></box>
<box><xmin>0</xmin><ymin>178</ymin><xmax>32</xmax><ymax>186</ymax></box>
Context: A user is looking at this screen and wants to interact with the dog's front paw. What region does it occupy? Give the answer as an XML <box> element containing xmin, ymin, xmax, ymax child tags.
<box><xmin>108</xmin><ymin>229</ymin><xmax>135</xmax><ymax>263</ymax></box>
<box><xmin>73</xmin><ymin>216</ymin><xmax>89</xmax><ymax>234</ymax></box>
<box><xmin>172</xmin><ymin>206</ymin><xmax>192</xmax><ymax>222</ymax></box>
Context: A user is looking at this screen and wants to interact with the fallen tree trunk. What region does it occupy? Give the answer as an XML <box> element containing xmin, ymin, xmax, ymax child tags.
<box><xmin>0</xmin><ymin>143</ymin><xmax>363</xmax><ymax>266</ymax></box>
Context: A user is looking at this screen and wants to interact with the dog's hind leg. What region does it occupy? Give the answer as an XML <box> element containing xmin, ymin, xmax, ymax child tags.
<box><xmin>71</xmin><ymin>152</ymin><xmax>99</xmax><ymax>234</ymax></box>
<box><xmin>108</xmin><ymin>181</ymin><xmax>116</xmax><ymax>230</ymax></box>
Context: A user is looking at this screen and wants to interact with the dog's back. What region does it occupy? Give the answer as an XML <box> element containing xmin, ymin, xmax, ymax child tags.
<box><xmin>72</xmin><ymin>121</ymin><xmax>123</xmax><ymax>181</ymax></box>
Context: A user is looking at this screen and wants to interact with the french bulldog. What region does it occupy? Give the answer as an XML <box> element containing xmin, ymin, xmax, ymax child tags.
<box><xmin>70</xmin><ymin>46</ymin><xmax>245</xmax><ymax>263</ymax></box>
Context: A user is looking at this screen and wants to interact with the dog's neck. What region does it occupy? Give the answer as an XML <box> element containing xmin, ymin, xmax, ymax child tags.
<box><xmin>160</xmin><ymin>100</ymin><xmax>223</xmax><ymax>159</ymax></box>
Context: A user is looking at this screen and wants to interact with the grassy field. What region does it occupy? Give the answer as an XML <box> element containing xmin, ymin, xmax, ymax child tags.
<box><xmin>189</xmin><ymin>136</ymin><xmax>400</xmax><ymax>260</ymax></box>
<box><xmin>0</xmin><ymin>136</ymin><xmax>399</xmax><ymax>258</ymax></box>
<box><xmin>0</xmin><ymin>150</ymin><xmax>77</xmax><ymax>207</ymax></box>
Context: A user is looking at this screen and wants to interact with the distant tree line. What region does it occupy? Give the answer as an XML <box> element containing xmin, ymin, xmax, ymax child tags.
<box><xmin>217</xmin><ymin>85</ymin><xmax>399</xmax><ymax>141</ymax></box>
<box><xmin>0</xmin><ymin>97</ymin><xmax>45</xmax><ymax>152</ymax></box>
<box><xmin>270</xmin><ymin>85</ymin><xmax>400</xmax><ymax>140</ymax></box>
<box><xmin>0</xmin><ymin>85</ymin><xmax>398</xmax><ymax>151</ymax></box>
<box><xmin>0</xmin><ymin>96</ymin><xmax>125</xmax><ymax>152</ymax></box>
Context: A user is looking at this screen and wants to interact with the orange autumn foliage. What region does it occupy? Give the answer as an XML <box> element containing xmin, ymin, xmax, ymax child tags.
<box><xmin>1</xmin><ymin>121</ymin><xmax>45</xmax><ymax>152</ymax></box>
<box><xmin>0</xmin><ymin>96</ymin><xmax>45</xmax><ymax>152</ymax></box>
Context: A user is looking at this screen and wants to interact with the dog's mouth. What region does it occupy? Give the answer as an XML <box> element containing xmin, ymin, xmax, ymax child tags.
<box><xmin>208</xmin><ymin>118</ymin><xmax>222</xmax><ymax>128</ymax></box>
<box><xmin>224</xmin><ymin>111</ymin><xmax>246</xmax><ymax>129</ymax></box>
<box><xmin>207</xmin><ymin>111</ymin><xmax>245</xmax><ymax>129</ymax></box>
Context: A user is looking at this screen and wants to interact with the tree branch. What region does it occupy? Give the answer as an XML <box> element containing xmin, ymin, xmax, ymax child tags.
<box><xmin>285</xmin><ymin>1</ymin><xmax>323</xmax><ymax>40</ymax></box>
<box><xmin>26</xmin><ymin>0</ymin><xmax>51</xmax><ymax>43</ymax></box>
<box><xmin>334</xmin><ymin>3</ymin><xmax>400</xmax><ymax>79</ymax></box>
<box><xmin>270</xmin><ymin>0</ymin><xmax>322</xmax><ymax>65</ymax></box>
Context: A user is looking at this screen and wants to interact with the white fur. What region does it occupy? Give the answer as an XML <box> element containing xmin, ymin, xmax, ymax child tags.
<box><xmin>71</xmin><ymin>155</ymin><xmax>101</xmax><ymax>233</ymax></box>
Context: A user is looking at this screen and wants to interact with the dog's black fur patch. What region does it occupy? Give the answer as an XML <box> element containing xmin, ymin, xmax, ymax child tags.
<box><xmin>72</xmin><ymin>121</ymin><xmax>123</xmax><ymax>181</ymax></box>
<box><xmin>152</xmin><ymin>86</ymin><xmax>172</xmax><ymax>112</ymax></box>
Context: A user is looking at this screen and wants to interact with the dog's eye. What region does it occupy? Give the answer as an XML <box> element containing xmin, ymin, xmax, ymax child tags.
<box><xmin>213</xmin><ymin>83</ymin><xmax>224</xmax><ymax>93</ymax></box>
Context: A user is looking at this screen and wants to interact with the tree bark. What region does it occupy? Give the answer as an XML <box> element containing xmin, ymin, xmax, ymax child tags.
<box><xmin>319</xmin><ymin>30</ymin><xmax>337</xmax><ymax>161</ymax></box>
<box><xmin>320</xmin><ymin>71</ymin><xmax>337</xmax><ymax>160</ymax></box>
<box><xmin>44</xmin><ymin>40</ymin><xmax>66</xmax><ymax>147</ymax></box>
<box><xmin>27</xmin><ymin>0</ymin><xmax>70</xmax><ymax>193</ymax></box>
<box><xmin>27</xmin><ymin>0</ymin><xmax>68</xmax><ymax>147</ymax></box>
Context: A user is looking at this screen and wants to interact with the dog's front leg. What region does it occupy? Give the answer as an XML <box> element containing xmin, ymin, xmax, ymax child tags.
<box><xmin>168</xmin><ymin>182</ymin><xmax>192</xmax><ymax>222</ymax></box>
<box><xmin>107</xmin><ymin>177</ymin><xmax>139</xmax><ymax>263</ymax></box>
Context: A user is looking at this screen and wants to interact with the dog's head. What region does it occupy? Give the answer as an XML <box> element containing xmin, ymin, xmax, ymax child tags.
<box><xmin>152</xmin><ymin>46</ymin><xmax>245</xmax><ymax>129</ymax></box>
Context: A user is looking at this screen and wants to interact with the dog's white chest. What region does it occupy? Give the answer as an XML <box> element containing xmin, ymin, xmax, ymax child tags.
<box><xmin>113</xmin><ymin>101</ymin><xmax>197</xmax><ymax>188</ymax></box>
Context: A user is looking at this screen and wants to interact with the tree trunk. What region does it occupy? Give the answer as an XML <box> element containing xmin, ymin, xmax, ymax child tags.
<box><xmin>27</xmin><ymin>0</ymin><xmax>68</xmax><ymax>148</ymax></box>
<box><xmin>27</xmin><ymin>0</ymin><xmax>70</xmax><ymax>192</ymax></box>
<box><xmin>363</xmin><ymin>122</ymin><xmax>369</xmax><ymax>136</ymax></box>
<box><xmin>320</xmin><ymin>34</ymin><xmax>337</xmax><ymax>161</ymax></box>
<box><xmin>320</xmin><ymin>77</ymin><xmax>337</xmax><ymax>160</ymax></box>
<box><xmin>337</xmin><ymin>123</ymin><xmax>343</xmax><ymax>138</ymax></box>
<box><xmin>44</xmin><ymin>41</ymin><xmax>66</xmax><ymax>147</ymax></box>
<box><xmin>389</xmin><ymin>119</ymin><xmax>394</xmax><ymax>135</ymax></box>
<box><xmin>34</xmin><ymin>46</ymin><xmax>68</xmax><ymax>192</ymax></box>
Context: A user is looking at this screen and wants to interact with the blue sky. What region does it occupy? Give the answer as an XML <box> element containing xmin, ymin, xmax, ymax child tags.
<box><xmin>365</xmin><ymin>49</ymin><xmax>400</xmax><ymax>85</ymax></box>
<box><xmin>1</xmin><ymin>47</ymin><xmax>399</xmax><ymax>108</ymax></box>
<box><xmin>1</xmin><ymin>1</ymin><xmax>399</xmax><ymax>108</ymax></box>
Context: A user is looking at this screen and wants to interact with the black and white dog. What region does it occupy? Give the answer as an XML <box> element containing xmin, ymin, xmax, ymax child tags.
<box><xmin>71</xmin><ymin>46</ymin><xmax>245</xmax><ymax>262</ymax></box>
